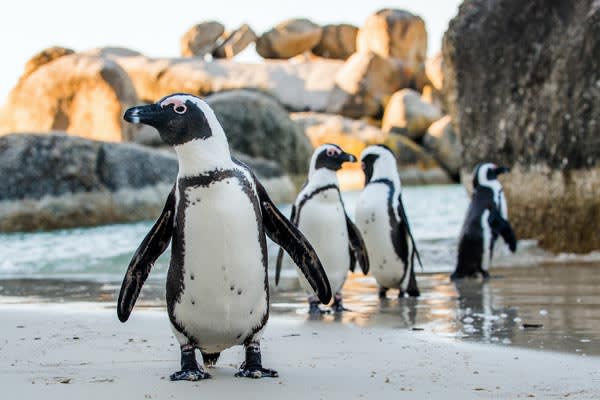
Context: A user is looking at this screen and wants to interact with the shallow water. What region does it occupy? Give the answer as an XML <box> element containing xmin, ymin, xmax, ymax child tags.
<box><xmin>1</xmin><ymin>184</ymin><xmax>599</xmax><ymax>356</ymax></box>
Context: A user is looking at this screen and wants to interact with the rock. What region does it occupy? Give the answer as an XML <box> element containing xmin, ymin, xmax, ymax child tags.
<box><xmin>256</xmin><ymin>18</ymin><xmax>322</xmax><ymax>59</ymax></box>
<box><xmin>329</xmin><ymin>51</ymin><xmax>408</xmax><ymax>118</ymax></box>
<box><xmin>384</xmin><ymin>133</ymin><xmax>452</xmax><ymax>184</ymax></box>
<box><xmin>109</xmin><ymin>55</ymin><xmax>344</xmax><ymax>112</ymax></box>
<box><xmin>422</xmin><ymin>115</ymin><xmax>462</xmax><ymax>181</ymax></box>
<box><xmin>312</xmin><ymin>24</ymin><xmax>358</xmax><ymax>60</ymax></box>
<box><xmin>421</xmin><ymin>84</ymin><xmax>446</xmax><ymax>113</ymax></box>
<box><xmin>22</xmin><ymin>46</ymin><xmax>74</xmax><ymax>79</ymax></box>
<box><xmin>382</xmin><ymin>89</ymin><xmax>442</xmax><ymax>140</ymax></box>
<box><xmin>181</xmin><ymin>21</ymin><xmax>225</xmax><ymax>57</ymax></box>
<box><xmin>425</xmin><ymin>51</ymin><xmax>444</xmax><ymax>91</ymax></box>
<box><xmin>83</xmin><ymin>47</ymin><xmax>142</xmax><ymax>58</ymax></box>
<box><xmin>213</xmin><ymin>24</ymin><xmax>257</xmax><ymax>59</ymax></box>
<box><xmin>0</xmin><ymin>134</ymin><xmax>295</xmax><ymax>232</ymax></box>
<box><xmin>206</xmin><ymin>90</ymin><xmax>312</xmax><ymax>174</ymax></box>
<box><xmin>444</xmin><ymin>0</ymin><xmax>600</xmax><ymax>252</ymax></box>
<box><xmin>356</xmin><ymin>9</ymin><xmax>428</xmax><ymax>67</ymax></box>
<box><xmin>0</xmin><ymin>54</ymin><xmax>138</xmax><ymax>142</ymax></box>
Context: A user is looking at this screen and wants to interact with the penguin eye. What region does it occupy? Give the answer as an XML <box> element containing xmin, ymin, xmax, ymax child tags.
<box><xmin>174</xmin><ymin>104</ymin><xmax>187</xmax><ymax>114</ymax></box>
<box><xmin>326</xmin><ymin>148</ymin><xmax>336</xmax><ymax>157</ymax></box>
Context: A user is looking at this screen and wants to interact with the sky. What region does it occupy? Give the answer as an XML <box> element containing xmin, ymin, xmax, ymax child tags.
<box><xmin>0</xmin><ymin>0</ymin><xmax>463</xmax><ymax>102</ymax></box>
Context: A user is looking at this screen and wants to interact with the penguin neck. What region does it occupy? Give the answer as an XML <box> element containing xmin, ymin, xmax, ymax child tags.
<box><xmin>307</xmin><ymin>167</ymin><xmax>339</xmax><ymax>189</ymax></box>
<box><xmin>370</xmin><ymin>168</ymin><xmax>401</xmax><ymax>193</ymax></box>
<box><xmin>174</xmin><ymin>137</ymin><xmax>233</xmax><ymax>177</ymax></box>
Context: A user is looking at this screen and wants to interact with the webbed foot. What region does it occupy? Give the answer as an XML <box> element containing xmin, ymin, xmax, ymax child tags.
<box><xmin>170</xmin><ymin>368</ymin><xmax>211</xmax><ymax>381</ymax></box>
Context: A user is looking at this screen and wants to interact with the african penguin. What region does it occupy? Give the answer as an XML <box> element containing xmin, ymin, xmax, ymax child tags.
<box><xmin>355</xmin><ymin>145</ymin><xmax>422</xmax><ymax>299</ymax></box>
<box><xmin>452</xmin><ymin>163</ymin><xmax>517</xmax><ymax>280</ymax></box>
<box><xmin>117</xmin><ymin>93</ymin><xmax>331</xmax><ymax>381</ymax></box>
<box><xmin>275</xmin><ymin>144</ymin><xmax>369</xmax><ymax>314</ymax></box>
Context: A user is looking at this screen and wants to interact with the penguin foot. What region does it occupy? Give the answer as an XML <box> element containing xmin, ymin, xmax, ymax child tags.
<box><xmin>378</xmin><ymin>287</ymin><xmax>388</xmax><ymax>299</ymax></box>
<box><xmin>308</xmin><ymin>298</ymin><xmax>326</xmax><ymax>315</ymax></box>
<box><xmin>331</xmin><ymin>293</ymin><xmax>350</xmax><ymax>312</ymax></box>
<box><xmin>235</xmin><ymin>362</ymin><xmax>279</xmax><ymax>379</ymax></box>
<box><xmin>405</xmin><ymin>288</ymin><xmax>420</xmax><ymax>298</ymax></box>
<box><xmin>170</xmin><ymin>368</ymin><xmax>211</xmax><ymax>381</ymax></box>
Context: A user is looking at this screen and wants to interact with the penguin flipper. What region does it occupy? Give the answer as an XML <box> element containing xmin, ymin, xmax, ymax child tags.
<box><xmin>117</xmin><ymin>187</ymin><xmax>175</xmax><ymax>322</ymax></box>
<box><xmin>487</xmin><ymin>208</ymin><xmax>517</xmax><ymax>252</ymax></box>
<box><xmin>397</xmin><ymin>194</ymin><xmax>423</xmax><ymax>269</ymax></box>
<box><xmin>275</xmin><ymin>205</ymin><xmax>296</xmax><ymax>286</ymax></box>
<box><xmin>345</xmin><ymin>213</ymin><xmax>369</xmax><ymax>275</ymax></box>
<box><xmin>255</xmin><ymin>180</ymin><xmax>332</xmax><ymax>304</ymax></box>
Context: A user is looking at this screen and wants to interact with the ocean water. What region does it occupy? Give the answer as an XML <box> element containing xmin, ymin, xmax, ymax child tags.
<box><xmin>0</xmin><ymin>184</ymin><xmax>596</xmax><ymax>281</ymax></box>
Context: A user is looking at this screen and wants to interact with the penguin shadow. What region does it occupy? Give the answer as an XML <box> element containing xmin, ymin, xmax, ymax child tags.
<box><xmin>452</xmin><ymin>278</ymin><xmax>519</xmax><ymax>343</ymax></box>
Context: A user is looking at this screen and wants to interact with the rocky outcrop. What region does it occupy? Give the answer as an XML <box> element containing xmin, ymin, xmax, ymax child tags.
<box><xmin>312</xmin><ymin>24</ymin><xmax>358</xmax><ymax>60</ymax></box>
<box><xmin>382</xmin><ymin>89</ymin><xmax>442</xmax><ymax>140</ymax></box>
<box><xmin>422</xmin><ymin>115</ymin><xmax>462</xmax><ymax>181</ymax></box>
<box><xmin>22</xmin><ymin>46</ymin><xmax>74</xmax><ymax>79</ymax></box>
<box><xmin>444</xmin><ymin>0</ymin><xmax>600</xmax><ymax>252</ymax></box>
<box><xmin>206</xmin><ymin>90</ymin><xmax>312</xmax><ymax>174</ymax></box>
<box><xmin>106</xmin><ymin>54</ymin><xmax>344</xmax><ymax>113</ymax></box>
<box><xmin>356</xmin><ymin>9</ymin><xmax>428</xmax><ymax>67</ymax></box>
<box><xmin>213</xmin><ymin>24</ymin><xmax>257</xmax><ymax>59</ymax></box>
<box><xmin>425</xmin><ymin>51</ymin><xmax>444</xmax><ymax>91</ymax></box>
<box><xmin>256</xmin><ymin>18</ymin><xmax>322</xmax><ymax>59</ymax></box>
<box><xmin>0</xmin><ymin>134</ymin><xmax>295</xmax><ymax>232</ymax></box>
<box><xmin>0</xmin><ymin>54</ymin><xmax>138</xmax><ymax>142</ymax></box>
<box><xmin>181</xmin><ymin>21</ymin><xmax>225</xmax><ymax>57</ymax></box>
<box><xmin>329</xmin><ymin>52</ymin><xmax>408</xmax><ymax>118</ymax></box>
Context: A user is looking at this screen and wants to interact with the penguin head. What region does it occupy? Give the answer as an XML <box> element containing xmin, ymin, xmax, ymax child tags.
<box><xmin>309</xmin><ymin>144</ymin><xmax>357</xmax><ymax>176</ymax></box>
<box><xmin>360</xmin><ymin>145</ymin><xmax>399</xmax><ymax>185</ymax></box>
<box><xmin>473</xmin><ymin>163</ymin><xmax>510</xmax><ymax>189</ymax></box>
<box><xmin>124</xmin><ymin>93</ymin><xmax>225</xmax><ymax>147</ymax></box>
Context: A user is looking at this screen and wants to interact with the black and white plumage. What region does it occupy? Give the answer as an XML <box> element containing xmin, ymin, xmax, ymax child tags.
<box><xmin>355</xmin><ymin>145</ymin><xmax>422</xmax><ymax>298</ymax></box>
<box><xmin>452</xmin><ymin>163</ymin><xmax>517</xmax><ymax>280</ymax></box>
<box><xmin>117</xmin><ymin>93</ymin><xmax>331</xmax><ymax>381</ymax></box>
<box><xmin>275</xmin><ymin>144</ymin><xmax>369</xmax><ymax>313</ymax></box>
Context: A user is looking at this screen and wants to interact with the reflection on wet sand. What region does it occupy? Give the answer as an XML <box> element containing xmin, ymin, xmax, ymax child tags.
<box><xmin>1</xmin><ymin>263</ymin><xmax>598</xmax><ymax>356</ymax></box>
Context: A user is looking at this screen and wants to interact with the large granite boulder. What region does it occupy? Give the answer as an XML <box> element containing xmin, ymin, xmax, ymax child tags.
<box><xmin>312</xmin><ymin>24</ymin><xmax>358</xmax><ymax>60</ymax></box>
<box><xmin>213</xmin><ymin>24</ymin><xmax>257</xmax><ymax>59</ymax></box>
<box><xmin>256</xmin><ymin>18</ymin><xmax>322</xmax><ymax>59</ymax></box>
<box><xmin>22</xmin><ymin>46</ymin><xmax>74</xmax><ymax>79</ymax></box>
<box><xmin>356</xmin><ymin>9</ymin><xmax>428</xmax><ymax>67</ymax></box>
<box><xmin>382</xmin><ymin>89</ymin><xmax>442</xmax><ymax>140</ymax></box>
<box><xmin>0</xmin><ymin>54</ymin><xmax>138</xmax><ymax>142</ymax></box>
<box><xmin>444</xmin><ymin>0</ymin><xmax>600</xmax><ymax>252</ymax></box>
<box><xmin>425</xmin><ymin>51</ymin><xmax>444</xmax><ymax>91</ymax></box>
<box><xmin>181</xmin><ymin>21</ymin><xmax>225</xmax><ymax>57</ymax></box>
<box><xmin>106</xmin><ymin>54</ymin><xmax>344</xmax><ymax>113</ymax></box>
<box><xmin>0</xmin><ymin>134</ymin><xmax>294</xmax><ymax>232</ymax></box>
<box><xmin>328</xmin><ymin>51</ymin><xmax>408</xmax><ymax>118</ymax></box>
<box><xmin>206</xmin><ymin>90</ymin><xmax>312</xmax><ymax>174</ymax></box>
<box><xmin>422</xmin><ymin>115</ymin><xmax>462</xmax><ymax>181</ymax></box>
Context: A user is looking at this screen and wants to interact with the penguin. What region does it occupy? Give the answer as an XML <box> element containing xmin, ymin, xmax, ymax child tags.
<box><xmin>355</xmin><ymin>145</ymin><xmax>422</xmax><ymax>299</ymax></box>
<box><xmin>117</xmin><ymin>93</ymin><xmax>331</xmax><ymax>381</ymax></box>
<box><xmin>452</xmin><ymin>163</ymin><xmax>517</xmax><ymax>280</ymax></box>
<box><xmin>275</xmin><ymin>144</ymin><xmax>369</xmax><ymax>314</ymax></box>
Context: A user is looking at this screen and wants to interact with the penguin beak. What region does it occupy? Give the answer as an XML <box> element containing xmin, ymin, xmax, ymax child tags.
<box><xmin>340</xmin><ymin>152</ymin><xmax>357</xmax><ymax>164</ymax></box>
<box><xmin>124</xmin><ymin>104</ymin><xmax>162</xmax><ymax>126</ymax></box>
<box><xmin>494</xmin><ymin>166</ymin><xmax>510</xmax><ymax>176</ymax></box>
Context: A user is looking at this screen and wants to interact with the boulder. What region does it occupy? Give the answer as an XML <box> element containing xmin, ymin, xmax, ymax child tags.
<box><xmin>213</xmin><ymin>24</ymin><xmax>257</xmax><ymax>59</ymax></box>
<box><xmin>181</xmin><ymin>21</ymin><xmax>225</xmax><ymax>57</ymax></box>
<box><xmin>425</xmin><ymin>51</ymin><xmax>444</xmax><ymax>91</ymax></box>
<box><xmin>422</xmin><ymin>115</ymin><xmax>462</xmax><ymax>181</ymax></box>
<box><xmin>108</xmin><ymin>54</ymin><xmax>344</xmax><ymax>112</ymax></box>
<box><xmin>22</xmin><ymin>46</ymin><xmax>74</xmax><ymax>79</ymax></box>
<box><xmin>83</xmin><ymin>47</ymin><xmax>142</xmax><ymax>58</ymax></box>
<box><xmin>206</xmin><ymin>90</ymin><xmax>312</xmax><ymax>174</ymax></box>
<box><xmin>312</xmin><ymin>24</ymin><xmax>358</xmax><ymax>60</ymax></box>
<box><xmin>256</xmin><ymin>18</ymin><xmax>322</xmax><ymax>59</ymax></box>
<box><xmin>0</xmin><ymin>134</ymin><xmax>295</xmax><ymax>232</ymax></box>
<box><xmin>329</xmin><ymin>51</ymin><xmax>408</xmax><ymax>118</ymax></box>
<box><xmin>356</xmin><ymin>9</ymin><xmax>428</xmax><ymax>67</ymax></box>
<box><xmin>382</xmin><ymin>89</ymin><xmax>442</xmax><ymax>140</ymax></box>
<box><xmin>0</xmin><ymin>54</ymin><xmax>138</xmax><ymax>142</ymax></box>
<box><xmin>444</xmin><ymin>0</ymin><xmax>600</xmax><ymax>252</ymax></box>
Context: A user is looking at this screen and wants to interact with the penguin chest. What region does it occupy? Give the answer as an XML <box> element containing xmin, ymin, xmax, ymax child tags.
<box><xmin>355</xmin><ymin>186</ymin><xmax>404</xmax><ymax>287</ymax></box>
<box><xmin>171</xmin><ymin>177</ymin><xmax>267</xmax><ymax>351</ymax></box>
<box><xmin>296</xmin><ymin>192</ymin><xmax>349</xmax><ymax>294</ymax></box>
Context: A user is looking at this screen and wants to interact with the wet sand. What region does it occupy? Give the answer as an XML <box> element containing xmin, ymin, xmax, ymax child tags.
<box><xmin>0</xmin><ymin>304</ymin><xmax>598</xmax><ymax>400</ymax></box>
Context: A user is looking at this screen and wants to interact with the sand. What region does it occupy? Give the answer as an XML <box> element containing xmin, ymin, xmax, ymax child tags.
<box><xmin>0</xmin><ymin>303</ymin><xmax>598</xmax><ymax>400</ymax></box>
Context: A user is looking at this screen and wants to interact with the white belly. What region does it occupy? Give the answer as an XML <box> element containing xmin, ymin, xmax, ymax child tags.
<box><xmin>355</xmin><ymin>185</ymin><xmax>406</xmax><ymax>288</ymax></box>
<box><xmin>171</xmin><ymin>176</ymin><xmax>267</xmax><ymax>353</ymax></box>
<box><xmin>293</xmin><ymin>192</ymin><xmax>350</xmax><ymax>296</ymax></box>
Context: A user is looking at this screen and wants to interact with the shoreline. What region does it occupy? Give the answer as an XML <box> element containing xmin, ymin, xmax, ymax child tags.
<box><xmin>0</xmin><ymin>304</ymin><xmax>598</xmax><ymax>399</ymax></box>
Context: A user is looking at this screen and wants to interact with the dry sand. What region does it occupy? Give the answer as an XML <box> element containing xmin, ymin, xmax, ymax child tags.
<box><xmin>0</xmin><ymin>303</ymin><xmax>598</xmax><ymax>399</ymax></box>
